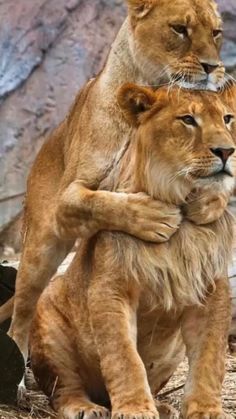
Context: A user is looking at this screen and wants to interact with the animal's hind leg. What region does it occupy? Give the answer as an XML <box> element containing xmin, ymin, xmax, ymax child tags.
<box><xmin>30</xmin><ymin>295</ymin><xmax>110</xmax><ymax>419</ymax></box>
<box><xmin>9</xmin><ymin>223</ymin><xmax>73</xmax><ymax>362</ymax></box>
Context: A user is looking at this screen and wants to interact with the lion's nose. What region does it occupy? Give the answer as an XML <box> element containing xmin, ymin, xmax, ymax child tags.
<box><xmin>201</xmin><ymin>62</ymin><xmax>219</xmax><ymax>74</ymax></box>
<box><xmin>210</xmin><ymin>147</ymin><xmax>235</xmax><ymax>164</ymax></box>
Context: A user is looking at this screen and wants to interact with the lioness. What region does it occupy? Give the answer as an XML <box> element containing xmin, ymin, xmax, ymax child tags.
<box><xmin>7</xmin><ymin>0</ymin><xmax>228</xmax><ymax>362</ymax></box>
<box><xmin>30</xmin><ymin>83</ymin><xmax>236</xmax><ymax>419</ymax></box>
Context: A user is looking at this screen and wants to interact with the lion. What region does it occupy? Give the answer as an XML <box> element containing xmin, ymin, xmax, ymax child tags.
<box><xmin>29</xmin><ymin>83</ymin><xmax>236</xmax><ymax>419</ymax></box>
<box><xmin>5</xmin><ymin>0</ymin><xmax>229</xmax><ymax>365</ymax></box>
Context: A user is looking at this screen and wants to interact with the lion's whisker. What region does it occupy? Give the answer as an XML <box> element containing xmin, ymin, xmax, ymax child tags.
<box><xmin>225</xmin><ymin>72</ymin><xmax>236</xmax><ymax>84</ymax></box>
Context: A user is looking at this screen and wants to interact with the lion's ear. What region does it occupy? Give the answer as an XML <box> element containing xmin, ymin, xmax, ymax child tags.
<box><xmin>126</xmin><ymin>0</ymin><xmax>155</xmax><ymax>18</ymax></box>
<box><xmin>117</xmin><ymin>83</ymin><xmax>157</xmax><ymax>126</ymax></box>
<box><xmin>220</xmin><ymin>81</ymin><xmax>236</xmax><ymax>113</ymax></box>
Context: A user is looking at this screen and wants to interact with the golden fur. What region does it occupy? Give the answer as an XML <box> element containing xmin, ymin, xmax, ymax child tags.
<box><xmin>5</xmin><ymin>0</ymin><xmax>229</xmax><ymax>364</ymax></box>
<box><xmin>30</xmin><ymin>84</ymin><xmax>236</xmax><ymax>419</ymax></box>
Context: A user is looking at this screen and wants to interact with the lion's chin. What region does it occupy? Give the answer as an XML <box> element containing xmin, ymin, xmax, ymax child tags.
<box><xmin>195</xmin><ymin>173</ymin><xmax>235</xmax><ymax>194</ymax></box>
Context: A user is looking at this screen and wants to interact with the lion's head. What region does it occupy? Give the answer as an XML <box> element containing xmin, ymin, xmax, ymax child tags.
<box><xmin>126</xmin><ymin>0</ymin><xmax>225</xmax><ymax>90</ymax></box>
<box><xmin>118</xmin><ymin>83</ymin><xmax>236</xmax><ymax>204</ymax></box>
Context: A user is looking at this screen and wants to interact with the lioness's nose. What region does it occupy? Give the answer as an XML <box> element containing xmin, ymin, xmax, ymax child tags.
<box><xmin>210</xmin><ymin>147</ymin><xmax>235</xmax><ymax>164</ymax></box>
<box><xmin>201</xmin><ymin>62</ymin><xmax>219</xmax><ymax>74</ymax></box>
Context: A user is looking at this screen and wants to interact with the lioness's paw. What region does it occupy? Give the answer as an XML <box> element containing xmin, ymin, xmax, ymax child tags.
<box><xmin>60</xmin><ymin>404</ymin><xmax>110</xmax><ymax>419</ymax></box>
<box><xmin>126</xmin><ymin>193</ymin><xmax>182</xmax><ymax>243</ymax></box>
<box><xmin>183</xmin><ymin>189</ymin><xmax>228</xmax><ymax>226</ymax></box>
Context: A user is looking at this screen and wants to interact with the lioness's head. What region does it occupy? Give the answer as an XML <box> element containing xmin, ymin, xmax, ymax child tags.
<box><xmin>126</xmin><ymin>0</ymin><xmax>225</xmax><ymax>90</ymax></box>
<box><xmin>118</xmin><ymin>83</ymin><xmax>236</xmax><ymax>204</ymax></box>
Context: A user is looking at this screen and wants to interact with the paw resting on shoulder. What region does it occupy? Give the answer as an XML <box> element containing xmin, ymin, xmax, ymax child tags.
<box><xmin>124</xmin><ymin>193</ymin><xmax>182</xmax><ymax>243</ymax></box>
<box><xmin>183</xmin><ymin>189</ymin><xmax>230</xmax><ymax>225</ymax></box>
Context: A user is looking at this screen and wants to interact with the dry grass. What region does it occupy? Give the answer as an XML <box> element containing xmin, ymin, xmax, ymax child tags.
<box><xmin>0</xmin><ymin>369</ymin><xmax>56</xmax><ymax>418</ymax></box>
<box><xmin>0</xmin><ymin>393</ymin><xmax>55</xmax><ymax>419</ymax></box>
<box><xmin>0</xmin><ymin>356</ymin><xmax>235</xmax><ymax>419</ymax></box>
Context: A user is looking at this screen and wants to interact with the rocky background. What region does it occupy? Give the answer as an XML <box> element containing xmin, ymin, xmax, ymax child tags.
<box><xmin>0</xmin><ymin>0</ymin><xmax>236</xmax><ymax>253</ymax></box>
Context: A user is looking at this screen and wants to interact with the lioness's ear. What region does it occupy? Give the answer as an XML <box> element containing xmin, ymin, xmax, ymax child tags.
<box><xmin>117</xmin><ymin>83</ymin><xmax>157</xmax><ymax>126</ymax></box>
<box><xmin>220</xmin><ymin>81</ymin><xmax>236</xmax><ymax>113</ymax></box>
<box><xmin>126</xmin><ymin>0</ymin><xmax>155</xmax><ymax>18</ymax></box>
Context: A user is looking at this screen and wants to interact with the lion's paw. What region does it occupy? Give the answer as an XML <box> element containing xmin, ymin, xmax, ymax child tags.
<box><xmin>182</xmin><ymin>397</ymin><xmax>234</xmax><ymax>419</ymax></box>
<box><xmin>112</xmin><ymin>409</ymin><xmax>159</xmax><ymax>419</ymax></box>
<box><xmin>184</xmin><ymin>410</ymin><xmax>233</xmax><ymax>419</ymax></box>
<box><xmin>60</xmin><ymin>404</ymin><xmax>110</xmax><ymax>419</ymax></box>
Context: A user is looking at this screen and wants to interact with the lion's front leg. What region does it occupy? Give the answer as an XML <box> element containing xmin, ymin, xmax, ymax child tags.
<box><xmin>88</xmin><ymin>266</ymin><xmax>158</xmax><ymax>419</ymax></box>
<box><xmin>181</xmin><ymin>278</ymin><xmax>232</xmax><ymax>419</ymax></box>
<box><xmin>54</xmin><ymin>180</ymin><xmax>181</xmax><ymax>243</ymax></box>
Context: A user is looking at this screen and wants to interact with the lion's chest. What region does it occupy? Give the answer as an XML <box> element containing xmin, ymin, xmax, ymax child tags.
<box><xmin>116</xmin><ymin>212</ymin><xmax>233</xmax><ymax>310</ymax></box>
<box><xmin>135</xmin><ymin>306</ymin><xmax>185</xmax><ymax>393</ymax></box>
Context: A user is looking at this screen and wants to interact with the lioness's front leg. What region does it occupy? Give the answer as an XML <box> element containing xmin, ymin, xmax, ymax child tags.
<box><xmin>181</xmin><ymin>278</ymin><xmax>232</xmax><ymax>419</ymax></box>
<box><xmin>88</xmin><ymin>259</ymin><xmax>158</xmax><ymax>419</ymax></box>
<box><xmin>55</xmin><ymin>181</ymin><xmax>181</xmax><ymax>243</ymax></box>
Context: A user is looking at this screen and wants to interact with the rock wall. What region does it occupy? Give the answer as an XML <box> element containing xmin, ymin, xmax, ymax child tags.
<box><xmin>218</xmin><ymin>0</ymin><xmax>236</xmax><ymax>68</ymax></box>
<box><xmin>0</xmin><ymin>0</ymin><xmax>236</xmax><ymax>244</ymax></box>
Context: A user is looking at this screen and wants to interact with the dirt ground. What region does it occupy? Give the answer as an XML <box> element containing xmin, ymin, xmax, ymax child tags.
<box><xmin>0</xmin><ymin>355</ymin><xmax>235</xmax><ymax>419</ymax></box>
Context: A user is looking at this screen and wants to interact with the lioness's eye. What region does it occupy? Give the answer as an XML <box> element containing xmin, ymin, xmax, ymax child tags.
<box><xmin>178</xmin><ymin>115</ymin><xmax>197</xmax><ymax>126</ymax></box>
<box><xmin>171</xmin><ymin>25</ymin><xmax>188</xmax><ymax>37</ymax></box>
<box><xmin>213</xmin><ymin>29</ymin><xmax>223</xmax><ymax>39</ymax></box>
<box><xmin>224</xmin><ymin>114</ymin><xmax>234</xmax><ymax>124</ymax></box>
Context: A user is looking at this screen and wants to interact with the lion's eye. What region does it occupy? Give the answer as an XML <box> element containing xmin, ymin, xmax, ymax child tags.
<box><xmin>171</xmin><ymin>25</ymin><xmax>188</xmax><ymax>37</ymax></box>
<box><xmin>224</xmin><ymin>114</ymin><xmax>234</xmax><ymax>125</ymax></box>
<box><xmin>178</xmin><ymin>115</ymin><xmax>197</xmax><ymax>126</ymax></box>
<box><xmin>213</xmin><ymin>29</ymin><xmax>223</xmax><ymax>39</ymax></box>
